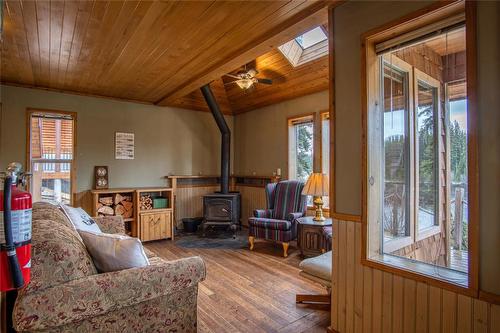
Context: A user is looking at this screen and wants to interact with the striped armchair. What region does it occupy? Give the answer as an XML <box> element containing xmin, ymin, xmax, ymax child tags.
<box><xmin>248</xmin><ymin>180</ymin><xmax>307</xmax><ymax>257</ymax></box>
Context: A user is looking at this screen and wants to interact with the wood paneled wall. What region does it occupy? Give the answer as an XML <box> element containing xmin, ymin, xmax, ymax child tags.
<box><xmin>173</xmin><ymin>185</ymin><xmax>268</xmax><ymax>228</ymax></box>
<box><xmin>331</xmin><ymin>218</ymin><xmax>500</xmax><ymax>333</ymax></box>
<box><xmin>173</xmin><ymin>185</ymin><xmax>219</xmax><ymax>228</ymax></box>
<box><xmin>235</xmin><ymin>185</ymin><xmax>268</xmax><ymax>227</ymax></box>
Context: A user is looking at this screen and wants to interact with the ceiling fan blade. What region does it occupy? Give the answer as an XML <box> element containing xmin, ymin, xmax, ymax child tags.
<box><xmin>257</xmin><ymin>78</ymin><xmax>273</xmax><ymax>85</ymax></box>
<box><xmin>247</xmin><ymin>68</ymin><xmax>258</xmax><ymax>77</ymax></box>
<box><xmin>224</xmin><ymin>73</ymin><xmax>241</xmax><ymax>79</ymax></box>
<box><xmin>223</xmin><ymin>81</ymin><xmax>238</xmax><ymax>86</ymax></box>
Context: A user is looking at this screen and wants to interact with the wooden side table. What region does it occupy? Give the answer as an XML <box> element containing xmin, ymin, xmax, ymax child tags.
<box><xmin>296</xmin><ymin>216</ymin><xmax>333</xmax><ymax>257</ymax></box>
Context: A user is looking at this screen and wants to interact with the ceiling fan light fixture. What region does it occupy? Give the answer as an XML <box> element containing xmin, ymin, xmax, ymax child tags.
<box><xmin>236</xmin><ymin>78</ymin><xmax>254</xmax><ymax>90</ymax></box>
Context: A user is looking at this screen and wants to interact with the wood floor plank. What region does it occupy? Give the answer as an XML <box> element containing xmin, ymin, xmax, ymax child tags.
<box><xmin>146</xmin><ymin>236</ymin><xmax>330</xmax><ymax>333</ymax></box>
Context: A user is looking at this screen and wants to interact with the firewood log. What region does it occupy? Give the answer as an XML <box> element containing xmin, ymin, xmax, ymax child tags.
<box><xmin>139</xmin><ymin>195</ymin><xmax>153</xmax><ymax>210</ymax></box>
<box><xmin>114</xmin><ymin>193</ymin><xmax>124</xmax><ymax>205</ymax></box>
<box><xmin>122</xmin><ymin>201</ymin><xmax>133</xmax><ymax>211</ymax></box>
<box><xmin>97</xmin><ymin>205</ymin><xmax>114</xmax><ymax>215</ymax></box>
<box><xmin>122</xmin><ymin>208</ymin><xmax>133</xmax><ymax>218</ymax></box>
<box><xmin>99</xmin><ymin>197</ymin><xmax>113</xmax><ymax>206</ymax></box>
<box><xmin>114</xmin><ymin>204</ymin><xmax>126</xmax><ymax>216</ymax></box>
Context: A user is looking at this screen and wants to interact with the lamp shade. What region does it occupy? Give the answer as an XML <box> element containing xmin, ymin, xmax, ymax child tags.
<box><xmin>302</xmin><ymin>173</ymin><xmax>329</xmax><ymax>196</ymax></box>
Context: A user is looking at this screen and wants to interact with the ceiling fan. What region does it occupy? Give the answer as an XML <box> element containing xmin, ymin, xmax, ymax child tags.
<box><xmin>224</xmin><ymin>66</ymin><xmax>272</xmax><ymax>90</ymax></box>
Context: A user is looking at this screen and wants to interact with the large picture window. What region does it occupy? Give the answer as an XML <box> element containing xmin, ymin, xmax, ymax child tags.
<box><xmin>364</xmin><ymin>9</ymin><xmax>474</xmax><ymax>289</ymax></box>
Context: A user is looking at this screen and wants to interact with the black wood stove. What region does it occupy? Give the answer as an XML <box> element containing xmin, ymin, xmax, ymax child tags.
<box><xmin>200</xmin><ymin>84</ymin><xmax>241</xmax><ymax>237</ymax></box>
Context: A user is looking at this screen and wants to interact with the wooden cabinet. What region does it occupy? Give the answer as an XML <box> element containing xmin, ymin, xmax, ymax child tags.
<box><xmin>136</xmin><ymin>188</ymin><xmax>174</xmax><ymax>242</ymax></box>
<box><xmin>296</xmin><ymin>216</ymin><xmax>332</xmax><ymax>258</ymax></box>
<box><xmin>91</xmin><ymin>187</ymin><xmax>174</xmax><ymax>242</ymax></box>
<box><xmin>139</xmin><ymin>210</ymin><xmax>173</xmax><ymax>242</ymax></box>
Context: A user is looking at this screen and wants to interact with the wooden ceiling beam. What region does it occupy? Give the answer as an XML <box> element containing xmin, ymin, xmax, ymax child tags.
<box><xmin>156</xmin><ymin>2</ymin><xmax>332</xmax><ymax>107</ymax></box>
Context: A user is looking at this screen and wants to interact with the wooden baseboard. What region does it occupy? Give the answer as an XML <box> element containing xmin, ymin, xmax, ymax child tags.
<box><xmin>327</xmin><ymin>326</ymin><xmax>339</xmax><ymax>333</ymax></box>
<box><xmin>295</xmin><ymin>294</ymin><xmax>331</xmax><ymax>304</ymax></box>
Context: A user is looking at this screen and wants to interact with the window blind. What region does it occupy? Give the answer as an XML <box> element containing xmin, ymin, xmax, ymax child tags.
<box><xmin>375</xmin><ymin>13</ymin><xmax>465</xmax><ymax>55</ymax></box>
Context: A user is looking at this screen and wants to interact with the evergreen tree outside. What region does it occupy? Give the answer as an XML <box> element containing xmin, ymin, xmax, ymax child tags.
<box><xmin>450</xmin><ymin>119</ymin><xmax>467</xmax><ymax>183</ymax></box>
<box><xmin>295</xmin><ymin>122</ymin><xmax>313</xmax><ymax>181</ymax></box>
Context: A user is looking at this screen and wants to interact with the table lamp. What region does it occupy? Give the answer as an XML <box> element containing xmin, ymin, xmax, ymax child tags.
<box><xmin>302</xmin><ymin>173</ymin><xmax>329</xmax><ymax>222</ymax></box>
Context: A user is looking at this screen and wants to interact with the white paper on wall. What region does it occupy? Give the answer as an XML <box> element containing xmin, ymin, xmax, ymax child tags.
<box><xmin>115</xmin><ymin>132</ymin><xmax>135</xmax><ymax>160</ymax></box>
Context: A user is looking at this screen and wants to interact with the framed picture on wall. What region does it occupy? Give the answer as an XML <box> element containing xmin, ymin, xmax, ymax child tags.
<box><xmin>115</xmin><ymin>132</ymin><xmax>134</xmax><ymax>160</ymax></box>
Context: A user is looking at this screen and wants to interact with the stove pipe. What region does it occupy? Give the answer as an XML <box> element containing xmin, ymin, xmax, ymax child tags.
<box><xmin>200</xmin><ymin>83</ymin><xmax>230</xmax><ymax>194</ymax></box>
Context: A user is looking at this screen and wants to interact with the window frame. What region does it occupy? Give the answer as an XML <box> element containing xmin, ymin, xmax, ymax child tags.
<box><xmin>295</xmin><ymin>26</ymin><xmax>328</xmax><ymax>50</ymax></box>
<box><xmin>361</xmin><ymin>1</ymin><xmax>478</xmax><ymax>296</ymax></box>
<box><xmin>287</xmin><ymin>111</ymin><xmax>332</xmax><ymax>210</ymax></box>
<box><xmin>413</xmin><ymin>68</ymin><xmax>443</xmax><ymax>241</ymax></box>
<box><xmin>278</xmin><ymin>26</ymin><xmax>329</xmax><ymax>67</ymax></box>
<box><xmin>380</xmin><ymin>55</ymin><xmax>415</xmax><ymax>254</ymax></box>
<box><xmin>26</xmin><ymin>108</ymin><xmax>78</xmax><ymax>205</ymax></box>
<box><xmin>319</xmin><ymin>111</ymin><xmax>330</xmax><ymax>209</ymax></box>
<box><xmin>287</xmin><ymin>113</ymin><xmax>315</xmax><ymax>182</ymax></box>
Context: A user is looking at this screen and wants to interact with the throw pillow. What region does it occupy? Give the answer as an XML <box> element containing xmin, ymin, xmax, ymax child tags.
<box><xmin>60</xmin><ymin>204</ymin><xmax>102</xmax><ymax>233</ymax></box>
<box><xmin>78</xmin><ymin>230</ymin><xmax>150</xmax><ymax>272</ymax></box>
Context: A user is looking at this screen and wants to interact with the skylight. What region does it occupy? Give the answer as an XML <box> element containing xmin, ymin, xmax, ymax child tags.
<box><xmin>295</xmin><ymin>27</ymin><xmax>327</xmax><ymax>49</ymax></box>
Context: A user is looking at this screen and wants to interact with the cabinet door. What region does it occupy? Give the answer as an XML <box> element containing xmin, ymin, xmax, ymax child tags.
<box><xmin>140</xmin><ymin>212</ymin><xmax>165</xmax><ymax>241</ymax></box>
<box><xmin>164</xmin><ymin>211</ymin><xmax>172</xmax><ymax>238</ymax></box>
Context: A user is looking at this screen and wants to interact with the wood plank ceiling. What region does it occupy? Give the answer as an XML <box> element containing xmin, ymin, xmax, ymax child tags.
<box><xmin>1</xmin><ymin>0</ymin><xmax>331</xmax><ymax>114</ymax></box>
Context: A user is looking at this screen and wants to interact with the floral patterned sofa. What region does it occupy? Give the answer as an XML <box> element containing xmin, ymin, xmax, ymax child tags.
<box><xmin>13</xmin><ymin>202</ymin><xmax>206</xmax><ymax>333</ymax></box>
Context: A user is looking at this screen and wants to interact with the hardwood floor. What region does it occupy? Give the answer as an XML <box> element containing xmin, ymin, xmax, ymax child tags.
<box><xmin>145</xmin><ymin>236</ymin><xmax>330</xmax><ymax>333</ymax></box>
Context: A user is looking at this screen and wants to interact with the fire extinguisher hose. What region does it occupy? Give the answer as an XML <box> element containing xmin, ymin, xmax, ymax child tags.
<box><xmin>3</xmin><ymin>176</ymin><xmax>24</xmax><ymax>288</ymax></box>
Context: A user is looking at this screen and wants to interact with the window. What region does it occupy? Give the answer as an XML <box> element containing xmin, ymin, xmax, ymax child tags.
<box><xmin>278</xmin><ymin>26</ymin><xmax>328</xmax><ymax>67</ymax></box>
<box><xmin>364</xmin><ymin>9</ymin><xmax>474</xmax><ymax>288</ymax></box>
<box><xmin>295</xmin><ymin>27</ymin><xmax>327</xmax><ymax>49</ymax></box>
<box><xmin>288</xmin><ymin>115</ymin><xmax>314</xmax><ymax>182</ymax></box>
<box><xmin>28</xmin><ymin>110</ymin><xmax>76</xmax><ymax>205</ymax></box>
<box><xmin>288</xmin><ymin>112</ymin><xmax>331</xmax><ymax>207</ymax></box>
<box><xmin>382</xmin><ymin>60</ymin><xmax>411</xmax><ymax>249</ymax></box>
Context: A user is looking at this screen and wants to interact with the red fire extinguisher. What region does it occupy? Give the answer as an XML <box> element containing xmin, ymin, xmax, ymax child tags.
<box><xmin>0</xmin><ymin>162</ymin><xmax>32</xmax><ymax>291</ymax></box>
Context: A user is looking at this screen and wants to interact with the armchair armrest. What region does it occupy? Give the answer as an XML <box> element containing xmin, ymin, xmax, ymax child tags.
<box><xmin>93</xmin><ymin>215</ymin><xmax>126</xmax><ymax>234</ymax></box>
<box><xmin>254</xmin><ymin>209</ymin><xmax>273</xmax><ymax>218</ymax></box>
<box><xmin>287</xmin><ymin>212</ymin><xmax>305</xmax><ymax>222</ymax></box>
<box><xmin>14</xmin><ymin>256</ymin><xmax>206</xmax><ymax>332</ymax></box>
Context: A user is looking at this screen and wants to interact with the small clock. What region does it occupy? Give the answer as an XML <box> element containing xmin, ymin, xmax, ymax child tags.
<box><xmin>94</xmin><ymin>166</ymin><xmax>109</xmax><ymax>189</ymax></box>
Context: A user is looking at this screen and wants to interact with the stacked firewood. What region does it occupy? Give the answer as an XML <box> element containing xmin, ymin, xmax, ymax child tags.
<box><xmin>139</xmin><ymin>194</ymin><xmax>153</xmax><ymax>210</ymax></box>
<box><xmin>97</xmin><ymin>193</ymin><xmax>133</xmax><ymax>218</ymax></box>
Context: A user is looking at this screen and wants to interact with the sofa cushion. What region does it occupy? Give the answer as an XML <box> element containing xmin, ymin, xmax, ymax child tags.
<box><xmin>79</xmin><ymin>231</ymin><xmax>150</xmax><ymax>272</ymax></box>
<box><xmin>60</xmin><ymin>204</ymin><xmax>102</xmax><ymax>233</ymax></box>
<box><xmin>248</xmin><ymin>217</ymin><xmax>291</xmax><ymax>231</ymax></box>
<box><xmin>24</xmin><ymin>219</ymin><xmax>97</xmax><ymax>293</ymax></box>
<box><xmin>299</xmin><ymin>251</ymin><xmax>332</xmax><ymax>282</ymax></box>
<box><xmin>271</xmin><ymin>181</ymin><xmax>305</xmax><ymax>220</ymax></box>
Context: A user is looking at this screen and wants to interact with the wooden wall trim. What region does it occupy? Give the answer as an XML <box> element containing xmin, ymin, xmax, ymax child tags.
<box><xmin>464</xmin><ymin>0</ymin><xmax>479</xmax><ymax>299</ymax></box>
<box><xmin>331</xmin><ymin>213</ymin><xmax>361</xmax><ymax>223</ymax></box>
<box><xmin>360</xmin><ymin>257</ymin><xmax>475</xmax><ymax>297</ymax></box>
<box><xmin>328</xmin><ymin>4</ymin><xmax>336</xmax><ymax>215</ymax></box>
<box><xmin>479</xmin><ymin>291</ymin><xmax>500</xmax><ymax>306</ymax></box>
<box><xmin>6</xmin><ymin>82</ymin><xmax>154</xmax><ymax>106</ymax></box>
